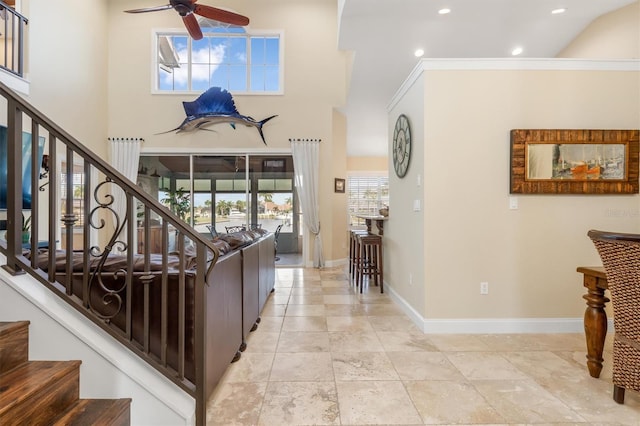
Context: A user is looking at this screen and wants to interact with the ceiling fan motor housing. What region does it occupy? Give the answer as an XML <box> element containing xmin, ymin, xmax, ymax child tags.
<box><xmin>171</xmin><ymin>0</ymin><xmax>195</xmax><ymax>16</ymax></box>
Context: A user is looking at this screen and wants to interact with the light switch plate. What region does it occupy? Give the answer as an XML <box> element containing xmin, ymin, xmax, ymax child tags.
<box><xmin>509</xmin><ymin>197</ymin><xmax>518</xmax><ymax>210</ymax></box>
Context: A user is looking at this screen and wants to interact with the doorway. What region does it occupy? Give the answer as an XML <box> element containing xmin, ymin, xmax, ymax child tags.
<box><xmin>137</xmin><ymin>153</ymin><xmax>302</xmax><ymax>264</ymax></box>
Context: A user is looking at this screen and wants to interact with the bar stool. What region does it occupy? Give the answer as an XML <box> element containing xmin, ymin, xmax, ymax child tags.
<box><xmin>355</xmin><ymin>233</ymin><xmax>383</xmax><ymax>293</ymax></box>
<box><xmin>349</xmin><ymin>229</ymin><xmax>369</xmax><ymax>279</ymax></box>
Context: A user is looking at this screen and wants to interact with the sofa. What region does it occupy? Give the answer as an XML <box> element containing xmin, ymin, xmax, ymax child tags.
<box><xmin>34</xmin><ymin>228</ymin><xmax>275</xmax><ymax>399</ymax></box>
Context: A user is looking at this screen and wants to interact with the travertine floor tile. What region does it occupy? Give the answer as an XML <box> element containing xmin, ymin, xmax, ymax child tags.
<box><xmin>471</xmin><ymin>379</ymin><xmax>586</xmax><ymax>423</ymax></box>
<box><xmin>326</xmin><ymin>316</ymin><xmax>374</xmax><ymax>332</ymax></box>
<box><xmin>206</xmin><ymin>382</ymin><xmax>267</xmax><ymax>425</ymax></box>
<box><xmin>244</xmin><ymin>331</ymin><xmax>279</xmax><ymax>353</ymax></box>
<box><xmin>477</xmin><ymin>333</ymin><xmax>586</xmax><ymax>352</ymax></box>
<box><xmin>375</xmin><ymin>331</ymin><xmax>438</xmax><ymax>352</ymax></box>
<box><xmin>287</xmin><ymin>294</ymin><xmax>325</xmax><ymax>305</ymax></box>
<box><xmin>404</xmin><ymin>380</ymin><xmax>505</xmax><ymax>424</ymax></box>
<box><xmin>284</xmin><ymin>304</ymin><xmax>326</xmax><ymax>317</ymax></box>
<box><xmin>276</xmin><ymin>331</ymin><xmax>330</xmax><ymax>353</ymax></box>
<box><xmin>427</xmin><ymin>334</ymin><xmax>493</xmax><ymax>352</ymax></box>
<box><xmin>388</xmin><ymin>351</ymin><xmax>465</xmax><ymax>381</ymax></box>
<box><xmin>258</xmin><ymin>381</ymin><xmax>340</xmax><ymax>425</ymax></box>
<box><xmin>323</xmin><ymin>294</ymin><xmax>359</xmax><ymax>305</ymax></box>
<box><xmin>446</xmin><ymin>352</ymin><xmax>529</xmax><ymax>380</ymax></box>
<box><xmin>500</xmin><ymin>350</ymin><xmax>586</xmax><ymax>380</ymax></box>
<box><xmin>281</xmin><ymin>315</ymin><xmax>327</xmax><ymax>332</ymax></box>
<box><xmin>206</xmin><ymin>266</ymin><xmax>640</xmax><ymax>426</ymax></box>
<box><xmin>536</xmin><ymin>375</ymin><xmax>640</xmax><ymax>425</ymax></box>
<box><xmin>336</xmin><ymin>380</ymin><xmax>423</xmax><ymax>425</ymax></box>
<box><xmin>221</xmin><ymin>353</ymin><xmax>275</xmax><ymax>383</ymax></box>
<box><xmin>321</xmin><ymin>287</ymin><xmax>354</xmax><ymax>295</ymax></box>
<box><xmin>259</xmin><ymin>303</ymin><xmax>286</xmax><ymax>317</ymax></box>
<box><xmin>362</xmin><ymin>303</ymin><xmax>405</xmax><ymax>316</ymax></box>
<box><xmin>368</xmin><ymin>315</ymin><xmax>418</xmax><ymax>332</ymax></box>
<box><xmin>322</xmin><ymin>279</ymin><xmax>349</xmax><ymax>288</ymax></box>
<box><xmin>270</xmin><ymin>294</ymin><xmax>290</xmax><ymax>305</ymax></box>
<box><xmin>357</xmin><ymin>292</ymin><xmax>392</xmax><ymax>304</ymax></box>
<box><xmin>291</xmin><ymin>286</ymin><xmax>324</xmax><ymax>295</ymax></box>
<box><xmin>254</xmin><ymin>316</ymin><xmax>283</xmax><ymax>333</ymax></box>
<box><xmin>269</xmin><ymin>352</ymin><xmax>334</xmax><ymax>382</ymax></box>
<box><xmin>324</xmin><ymin>304</ymin><xmax>368</xmax><ymax>317</ymax></box>
<box><xmin>328</xmin><ymin>331</ymin><xmax>385</xmax><ymax>352</ymax></box>
<box><xmin>332</xmin><ymin>352</ymin><xmax>399</xmax><ymax>381</ymax></box>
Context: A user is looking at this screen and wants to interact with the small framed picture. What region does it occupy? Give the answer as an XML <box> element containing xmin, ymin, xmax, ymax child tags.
<box><xmin>334</xmin><ymin>178</ymin><xmax>345</xmax><ymax>193</ymax></box>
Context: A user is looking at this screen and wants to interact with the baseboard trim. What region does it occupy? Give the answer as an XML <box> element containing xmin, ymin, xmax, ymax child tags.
<box><xmin>385</xmin><ymin>281</ymin><xmax>614</xmax><ymax>334</ymax></box>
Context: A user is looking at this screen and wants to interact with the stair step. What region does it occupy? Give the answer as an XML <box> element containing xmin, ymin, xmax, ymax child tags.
<box><xmin>0</xmin><ymin>321</ymin><xmax>30</xmax><ymax>374</ymax></box>
<box><xmin>0</xmin><ymin>360</ymin><xmax>81</xmax><ymax>425</ymax></box>
<box><xmin>51</xmin><ymin>398</ymin><xmax>132</xmax><ymax>426</ymax></box>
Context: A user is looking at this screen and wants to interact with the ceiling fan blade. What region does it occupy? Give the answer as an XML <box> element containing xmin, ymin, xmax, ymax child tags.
<box><xmin>124</xmin><ymin>4</ymin><xmax>173</xmax><ymax>13</ymax></box>
<box><xmin>182</xmin><ymin>13</ymin><xmax>203</xmax><ymax>40</ymax></box>
<box><xmin>194</xmin><ymin>4</ymin><xmax>250</xmax><ymax>26</ymax></box>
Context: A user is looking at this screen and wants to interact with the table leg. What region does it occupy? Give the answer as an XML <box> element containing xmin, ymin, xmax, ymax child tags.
<box><xmin>582</xmin><ymin>275</ymin><xmax>609</xmax><ymax>378</ymax></box>
<box><xmin>364</xmin><ymin>219</ymin><xmax>372</xmax><ymax>234</ymax></box>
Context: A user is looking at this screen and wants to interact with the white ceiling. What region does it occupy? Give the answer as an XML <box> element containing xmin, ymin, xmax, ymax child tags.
<box><xmin>338</xmin><ymin>0</ymin><xmax>637</xmax><ymax>157</ymax></box>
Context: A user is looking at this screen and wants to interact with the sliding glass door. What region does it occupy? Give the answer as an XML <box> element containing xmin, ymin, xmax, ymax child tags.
<box><xmin>137</xmin><ymin>153</ymin><xmax>299</xmax><ymax>254</ymax></box>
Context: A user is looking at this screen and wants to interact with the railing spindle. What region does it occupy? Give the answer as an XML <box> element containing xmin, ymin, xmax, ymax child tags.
<box><xmin>0</xmin><ymin>80</ymin><xmax>221</xmax><ymax>426</ymax></box>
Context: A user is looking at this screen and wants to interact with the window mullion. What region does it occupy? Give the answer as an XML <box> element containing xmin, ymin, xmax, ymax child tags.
<box><xmin>187</xmin><ymin>37</ymin><xmax>193</xmax><ymax>91</ymax></box>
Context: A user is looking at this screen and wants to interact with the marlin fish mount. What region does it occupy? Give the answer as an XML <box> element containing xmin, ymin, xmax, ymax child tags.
<box><xmin>163</xmin><ymin>87</ymin><xmax>277</xmax><ymax>145</ymax></box>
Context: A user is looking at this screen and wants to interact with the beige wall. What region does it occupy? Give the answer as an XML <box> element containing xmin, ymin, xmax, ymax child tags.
<box><xmin>330</xmin><ymin>109</ymin><xmax>349</xmax><ymax>263</ymax></box>
<box><xmin>557</xmin><ymin>1</ymin><xmax>640</xmax><ymax>59</ymax></box>
<box><xmin>347</xmin><ymin>156</ymin><xmax>388</xmax><ymax>172</ymax></box>
<box><xmin>26</xmin><ymin>0</ymin><xmax>109</xmax><ymax>156</ymax></box>
<box><xmin>387</xmin><ymin>63</ymin><xmax>639</xmax><ymax>328</ymax></box>
<box><xmin>105</xmin><ymin>0</ymin><xmax>349</xmax><ymax>264</ymax></box>
<box><xmin>387</xmin><ymin>77</ymin><xmax>426</xmax><ymax>316</ymax></box>
<box><xmin>422</xmin><ymin>68</ymin><xmax>638</xmax><ymax>322</ymax></box>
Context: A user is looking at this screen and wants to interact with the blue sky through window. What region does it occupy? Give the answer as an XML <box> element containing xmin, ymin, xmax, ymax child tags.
<box><xmin>157</xmin><ymin>28</ymin><xmax>280</xmax><ymax>93</ymax></box>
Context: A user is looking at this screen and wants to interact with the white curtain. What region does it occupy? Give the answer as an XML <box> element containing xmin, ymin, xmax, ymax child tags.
<box><xmin>108</xmin><ymin>137</ymin><xmax>143</xmax><ymax>252</ymax></box>
<box><xmin>290</xmin><ymin>138</ymin><xmax>324</xmax><ymax>268</ymax></box>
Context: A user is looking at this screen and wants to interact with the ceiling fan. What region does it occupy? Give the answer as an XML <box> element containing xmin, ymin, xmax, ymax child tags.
<box><xmin>125</xmin><ymin>0</ymin><xmax>250</xmax><ymax>40</ymax></box>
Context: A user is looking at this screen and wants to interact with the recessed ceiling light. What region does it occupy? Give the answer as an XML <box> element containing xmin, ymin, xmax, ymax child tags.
<box><xmin>551</xmin><ymin>8</ymin><xmax>567</xmax><ymax>14</ymax></box>
<box><xmin>414</xmin><ymin>49</ymin><xmax>425</xmax><ymax>57</ymax></box>
<box><xmin>511</xmin><ymin>47</ymin><xmax>523</xmax><ymax>56</ymax></box>
<box><xmin>438</xmin><ymin>8</ymin><xmax>451</xmax><ymax>15</ymax></box>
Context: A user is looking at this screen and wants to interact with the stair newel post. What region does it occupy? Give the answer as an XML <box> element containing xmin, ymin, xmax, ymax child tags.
<box><xmin>2</xmin><ymin>99</ymin><xmax>24</xmax><ymax>275</ymax></box>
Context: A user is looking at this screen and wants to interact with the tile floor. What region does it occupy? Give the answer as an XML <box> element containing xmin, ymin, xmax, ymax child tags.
<box><xmin>206</xmin><ymin>266</ymin><xmax>640</xmax><ymax>425</ymax></box>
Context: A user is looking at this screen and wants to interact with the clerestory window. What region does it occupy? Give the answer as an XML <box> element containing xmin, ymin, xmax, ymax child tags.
<box><xmin>153</xmin><ymin>25</ymin><xmax>282</xmax><ymax>94</ymax></box>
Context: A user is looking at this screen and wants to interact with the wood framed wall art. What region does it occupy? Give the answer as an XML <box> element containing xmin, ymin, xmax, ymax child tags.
<box><xmin>510</xmin><ymin>129</ymin><xmax>639</xmax><ymax>194</ymax></box>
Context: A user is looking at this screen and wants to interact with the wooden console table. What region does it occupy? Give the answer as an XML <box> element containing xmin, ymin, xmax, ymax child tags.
<box><xmin>577</xmin><ymin>266</ymin><xmax>609</xmax><ymax>378</ymax></box>
<box><xmin>355</xmin><ymin>214</ymin><xmax>387</xmax><ymax>235</ymax></box>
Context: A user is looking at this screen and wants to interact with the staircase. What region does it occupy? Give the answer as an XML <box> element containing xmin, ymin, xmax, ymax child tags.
<box><xmin>0</xmin><ymin>321</ymin><xmax>131</xmax><ymax>425</ymax></box>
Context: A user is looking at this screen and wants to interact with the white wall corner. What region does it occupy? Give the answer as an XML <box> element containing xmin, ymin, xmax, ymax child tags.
<box><xmin>0</xmin><ymin>68</ymin><xmax>30</xmax><ymax>96</ymax></box>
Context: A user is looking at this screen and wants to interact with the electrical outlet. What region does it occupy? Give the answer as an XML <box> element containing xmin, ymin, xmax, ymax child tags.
<box><xmin>480</xmin><ymin>282</ymin><xmax>489</xmax><ymax>295</ymax></box>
